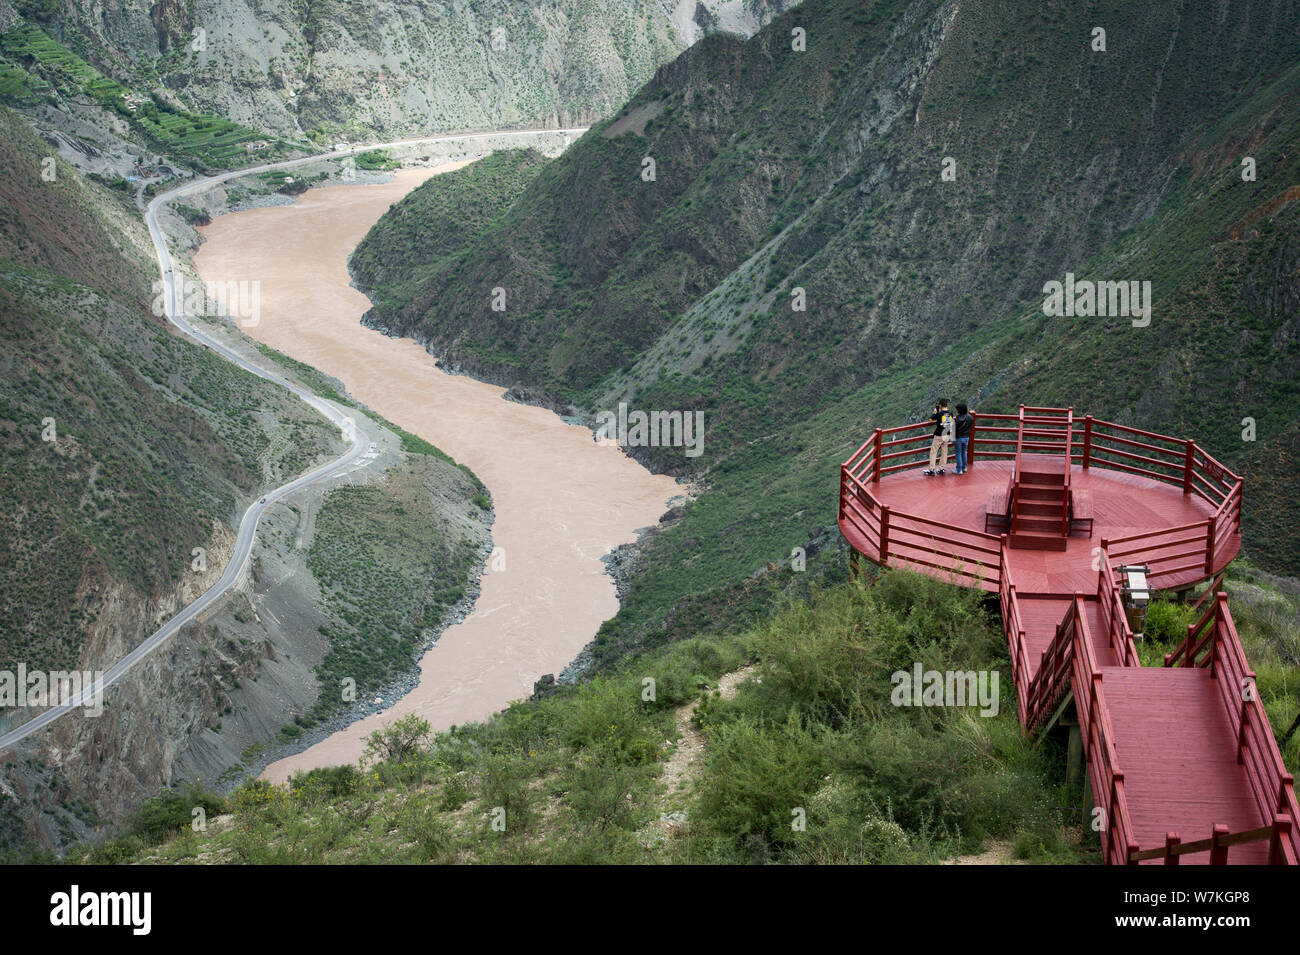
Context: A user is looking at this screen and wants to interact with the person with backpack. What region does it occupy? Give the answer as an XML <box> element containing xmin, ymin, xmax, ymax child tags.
<box><xmin>923</xmin><ymin>399</ymin><xmax>952</xmax><ymax>475</ymax></box>
<box><xmin>953</xmin><ymin>403</ymin><xmax>974</xmax><ymax>474</ymax></box>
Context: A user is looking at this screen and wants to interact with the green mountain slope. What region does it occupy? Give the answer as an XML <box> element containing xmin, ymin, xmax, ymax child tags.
<box><xmin>354</xmin><ymin>0</ymin><xmax>1300</xmax><ymax>669</ymax></box>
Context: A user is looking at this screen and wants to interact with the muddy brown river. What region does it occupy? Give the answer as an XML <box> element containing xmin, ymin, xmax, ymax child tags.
<box><xmin>192</xmin><ymin>166</ymin><xmax>678</xmax><ymax>782</ymax></box>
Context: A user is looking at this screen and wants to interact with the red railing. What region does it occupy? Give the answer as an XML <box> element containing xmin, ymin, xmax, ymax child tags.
<box><xmin>1164</xmin><ymin>594</ymin><xmax>1300</xmax><ymax>864</ymax></box>
<box><xmin>999</xmin><ymin>539</ymin><xmax>1031</xmax><ymax>720</ymax></box>
<box><xmin>1025</xmin><ymin>595</ymin><xmax>1141</xmax><ymax>863</ymax></box>
<box><xmin>1018</xmin><ymin>406</ymin><xmax>1075</xmax><ymax>458</ymax></box>
<box><xmin>839</xmin><ymin>441</ymin><xmax>1001</xmax><ymax>591</ymax></box>
<box><xmin>1023</xmin><ymin>597</ymin><xmax>1078</xmax><ymax>732</ymax></box>
<box><xmin>969</xmin><ymin>411</ymin><xmax>1020</xmax><ymax>466</ymax></box>
<box><xmin>1004</xmin><ymin>406</ymin><xmax>1074</xmax><ymax>536</ymax></box>
<box><xmin>1072</xmin><ymin>417</ymin><xmax>1243</xmax><ymax>530</ymax></box>
<box><xmin>1073</xmin><ymin>600</ymin><xmax>1142</xmax><ymax>865</ymax></box>
<box><xmin>1096</xmin><ymin>551</ymin><xmax>1141</xmax><ymax>667</ymax></box>
<box><xmin>1010</xmin><ymin>408</ymin><xmax>1026</xmax><ymax>536</ymax></box>
<box><xmin>1103</xmin><ymin>521</ymin><xmax>1214</xmax><ymax>587</ymax></box>
<box><xmin>1128</xmin><ymin>821</ymin><xmax>1294</xmax><ymax>864</ymax></box>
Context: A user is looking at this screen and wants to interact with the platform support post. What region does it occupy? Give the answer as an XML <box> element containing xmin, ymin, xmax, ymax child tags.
<box><xmin>1082</xmin><ymin>761</ymin><xmax>1095</xmax><ymax>838</ymax></box>
<box><xmin>878</xmin><ymin>506</ymin><xmax>890</xmax><ymax>561</ymax></box>
<box><xmin>1066</xmin><ymin>718</ymin><xmax>1083</xmax><ymax>784</ymax></box>
<box><xmin>849</xmin><ymin>547</ymin><xmax>860</xmax><ymax>581</ymax></box>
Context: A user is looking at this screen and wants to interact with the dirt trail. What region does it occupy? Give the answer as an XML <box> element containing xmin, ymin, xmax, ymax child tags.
<box><xmin>639</xmin><ymin>665</ymin><xmax>756</xmax><ymax>848</ymax></box>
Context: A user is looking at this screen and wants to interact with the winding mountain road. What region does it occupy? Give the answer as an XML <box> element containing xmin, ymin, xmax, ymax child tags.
<box><xmin>0</xmin><ymin>128</ymin><xmax>586</xmax><ymax>752</ymax></box>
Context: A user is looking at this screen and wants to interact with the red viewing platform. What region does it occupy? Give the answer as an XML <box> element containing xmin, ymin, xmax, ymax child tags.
<box><xmin>839</xmin><ymin>406</ymin><xmax>1298</xmax><ymax>865</ymax></box>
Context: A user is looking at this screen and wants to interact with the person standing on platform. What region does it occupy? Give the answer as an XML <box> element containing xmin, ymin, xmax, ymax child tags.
<box><xmin>924</xmin><ymin>399</ymin><xmax>952</xmax><ymax>475</ymax></box>
<box><xmin>953</xmin><ymin>403</ymin><xmax>974</xmax><ymax>474</ymax></box>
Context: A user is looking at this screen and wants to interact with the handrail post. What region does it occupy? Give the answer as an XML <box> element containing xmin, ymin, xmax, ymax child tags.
<box><xmin>1163</xmin><ymin>832</ymin><xmax>1180</xmax><ymax>865</ymax></box>
<box><xmin>1182</xmin><ymin>439</ymin><xmax>1195</xmax><ymax>494</ymax></box>
<box><xmin>1017</xmin><ymin>405</ymin><xmax>1025</xmax><ymax>468</ymax></box>
<box><xmin>1082</xmin><ymin>414</ymin><xmax>1093</xmax><ymax>469</ymax></box>
<box><xmin>969</xmin><ymin>412</ymin><xmax>977</xmax><ymax>469</ymax></box>
<box><xmin>878</xmin><ymin>505</ymin><xmax>890</xmax><ymax>561</ymax></box>
<box><xmin>1237</xmin><ymin>684</ymin><xmax>1251</xmax><ymax>765</ymax></box>
<box><xmin>1105</xmin><ymin>764</ymin><xmax>1121</xmax><ymax>864</ymax></box>
<box><xmin>1210</xmin><ymin>824</ymin><xmax>1229</xmax><ymax>865</ymax></box>
<box><xmin>871</xmin><ymin>428</ymin><xmax>883</xmax><ymax>483</ymax></box>
<box><xmin>1204</xmin><ymin>513</ymin><xmax>1216</xmax><ymax>574</ymax></box>
<box><xmin>1214</xmin><ymin>593</ymin><xmax>1229</xmax><ymax>679</ymax></box>
<box><xmin>1178</xmin><ymin>620</ymin><xmax>1195</xmax><ymax>667</ymax></box>
<box><xmin>838</xmin><ymin>465</ymin><xmax>847</xmax><ymax>525</ymax></box>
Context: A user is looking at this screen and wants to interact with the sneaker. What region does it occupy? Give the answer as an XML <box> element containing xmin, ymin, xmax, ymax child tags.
<box><xmin>923</xmin><ymin>469</ymin><xmax>935</xmax><ymax>476</ymax></box>
<box><xmin>938</xmin><ymin>468</ymin><xmax>946</xmax><ymax>474</ymax></box>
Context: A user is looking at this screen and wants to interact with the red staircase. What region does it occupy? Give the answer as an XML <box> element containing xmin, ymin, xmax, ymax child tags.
<box><xmin>1009</xmin><ymin>407</ymin><xmax>1072</xmax><ymax>551</ymax></box>
<box><xmin>1018</xmin><ymin>572</ymin><xmax>1299</xmax><ymax>865</ymax></box>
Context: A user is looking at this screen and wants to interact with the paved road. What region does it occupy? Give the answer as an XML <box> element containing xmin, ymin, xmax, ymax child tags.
<box><xmin>0</xmin><ymin>127</ymin><xmax>586</xmax><ymax>751</ymax></box>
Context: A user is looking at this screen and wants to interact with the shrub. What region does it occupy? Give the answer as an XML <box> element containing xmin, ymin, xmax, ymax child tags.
<box><xmin>362</xmin><ymin>714</ymin><xmax>432</xmax><ymax>766</ymax></box>
<box><xmin>561</xmin><ymin>676</ymin><xmax>662</xmax><ymax>764</ymax></box>
<box><xmin>694</xmin><ymin>711</ymin><xmax>827</xmax><ymax>852</ymax></box>
<box><xmin>291</xmin><ymin>764</ymin><xmax>359</xmax><ymax>801</ymax></box>
<box><xmin>475</xmin><ymin>749</ymin><xmax>539</xmax><ymax>834</ymax></box>
<box><xmin>1142</xmin><ymin>600</ymin><xmax>1198</xmax><ymax>644</ymax></box>
<box><xmin>123</xmin><ymin>783</ymin><xmax>226</xmax><ymax>844</ymax></box>
<box><xmin>563</xmin><ymin>754</ymin><xmax>646</xmax><ymax>832</ymax></box>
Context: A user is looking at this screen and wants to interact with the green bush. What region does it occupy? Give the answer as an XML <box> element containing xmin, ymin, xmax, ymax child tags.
<box><xmin>561</xmin><ymin>676</ymin><xmax>663</xmax><ymax>764</ymax></box>
<box><xmin>694</xmin><ymin>711</ymin><xmax>827</xmax><ymax>853</ymax></box>
<box><xmin>123</xmin><ymin>784</ymin><xmax>226</xmax><ymax>844</ymax></box>
<box><xmin>1142</xmin><ymin>600</ymin><xmax>1199</xmax><ymax>644</ymax></box>
<box><xmin>291</xmin><ymin>764</ymin><xmax>360</xmax><ymax>801</ymax></box>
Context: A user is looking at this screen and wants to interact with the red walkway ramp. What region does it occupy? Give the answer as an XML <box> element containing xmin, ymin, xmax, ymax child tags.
<box><xmin>839</xmin><ymin>405</ymin><xmax>1298</xmax><ymax>865</ymax></box>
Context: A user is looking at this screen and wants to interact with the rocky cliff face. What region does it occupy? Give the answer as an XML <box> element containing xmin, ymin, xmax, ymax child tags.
<box><xmin>0</xmin><ymin>519</ymin><xmax>251</xmax><ymax>847</ymax></box>
<box><xmin>37</xmin><ymin>0</ymin><xmax>796</xmax><ymax>140</ymax></box>
<box><xmin>0</xmin><ymin>391</ymin><xmax>492</xmax><ymax>852</ymax></box>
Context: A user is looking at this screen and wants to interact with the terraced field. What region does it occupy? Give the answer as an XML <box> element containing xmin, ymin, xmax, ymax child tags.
<box><xmin>0</xmin><ymin>24</ymin><xmax>280</xmax><ymax>169</ymax></box>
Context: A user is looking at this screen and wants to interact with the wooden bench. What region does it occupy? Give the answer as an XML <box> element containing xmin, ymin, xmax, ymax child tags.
<box><xmin>1070</xmin><ymin>488</ymin><xmax>1094</xmax><ymax>536</ymax></box>
<box><xmin>985</xmin><ymin>482</ymin><xmax>1011</xmax><ymax>533</ymax></box>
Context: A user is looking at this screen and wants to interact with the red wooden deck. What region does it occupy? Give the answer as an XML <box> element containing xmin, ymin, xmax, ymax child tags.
<box><xmin>838</xmin><ymin>406</ymin><xmax>1298</xmax><ymax>865</ymax></box>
